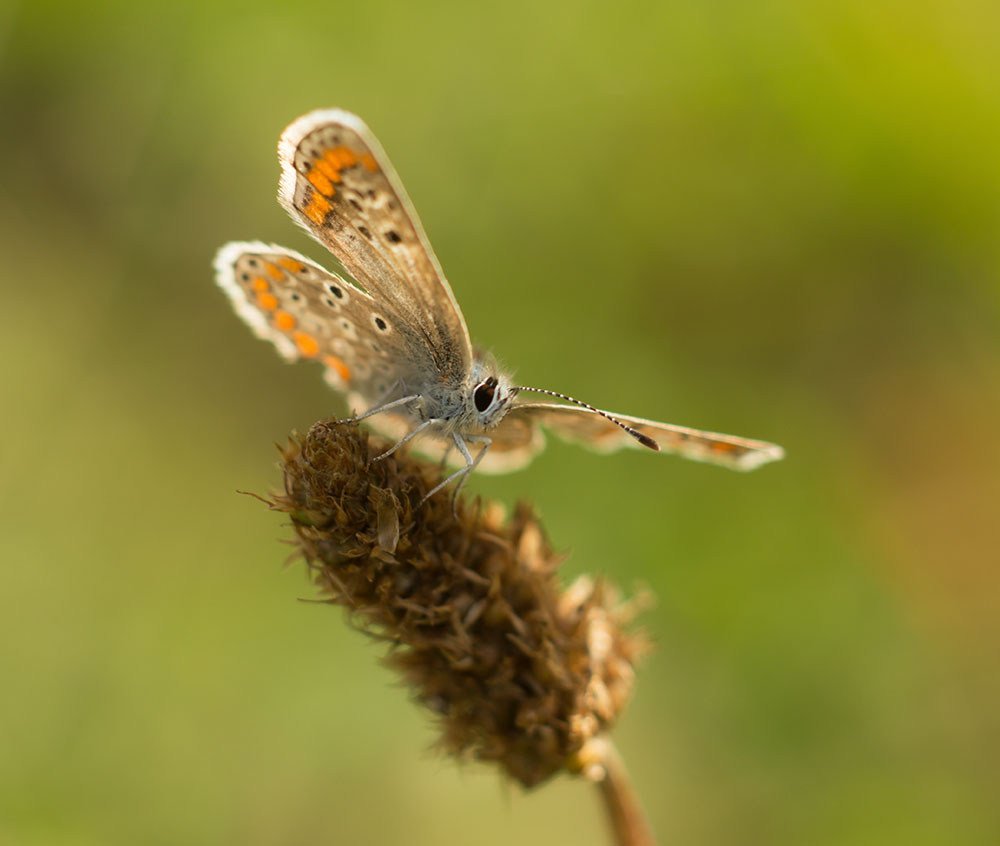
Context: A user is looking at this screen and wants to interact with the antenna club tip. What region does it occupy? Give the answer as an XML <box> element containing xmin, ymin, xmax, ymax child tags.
<box><xmin>636</xmin><ymin>432</ymin><xmax>660</xmax><ymax>451</ymax></box>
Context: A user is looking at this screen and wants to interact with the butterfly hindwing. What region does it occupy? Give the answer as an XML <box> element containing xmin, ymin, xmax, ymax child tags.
<box><xmin>214</xmin><ymin>241</ymin><xmax>420</xmax><ymax>406</ymax></box>
<box><xmin>277</xmin><ymin>109</ymin><xmax>472</xmax><ymax>383</ymax></box>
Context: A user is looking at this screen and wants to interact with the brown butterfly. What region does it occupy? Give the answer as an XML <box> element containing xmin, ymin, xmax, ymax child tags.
<box><xmin>215</xmin><ymin>110</ymin><xmax>783</xmax><ymax>502</ymax></box>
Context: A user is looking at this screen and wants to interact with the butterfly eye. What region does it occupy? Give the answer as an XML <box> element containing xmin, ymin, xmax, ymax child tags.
<box><xmin>473</xmin><ymin>377</ymin><xmax>498</xmax><ymax>413</ymax></box>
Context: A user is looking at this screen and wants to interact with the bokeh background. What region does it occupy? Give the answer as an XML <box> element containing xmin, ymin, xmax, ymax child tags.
<box><xmin>3</xmin><ymin>1</ymin><xmax>999</xmax><ymax>843</ymax></box>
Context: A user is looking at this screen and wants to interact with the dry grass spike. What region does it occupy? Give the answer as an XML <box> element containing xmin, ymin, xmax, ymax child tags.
<box><xmin>267</xmin><ymin>420</ymin><xmax>653</xmax><ymax>843</ymax></box>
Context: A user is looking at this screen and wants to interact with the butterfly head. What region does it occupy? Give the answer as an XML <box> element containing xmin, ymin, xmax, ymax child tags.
<box><xmin>469</xmin><ymin>357</ymin><xmax>516</xmax><ymax>429</ymax></box>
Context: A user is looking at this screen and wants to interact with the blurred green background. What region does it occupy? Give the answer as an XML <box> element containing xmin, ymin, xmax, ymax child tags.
<box><xmin>3</xmin><ymin>0</ymin><xmax>999</xmax><ymax>843</ymax></box>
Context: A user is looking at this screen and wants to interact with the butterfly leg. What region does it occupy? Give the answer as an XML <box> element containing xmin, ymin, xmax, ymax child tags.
<box><xmin>450</xmin><ymin>435</ymin><xmax>491</xmax><ymax>503</ymax></box>
<box><xmin>438</xmin><ymin>441</ymin><xmax>454</xmax><ymax>470</ymax></box>
<box><xmin>419</xmin><ymin>433</ymin><xmax>491</xmax><ymax>513</ymax></box>
<box><xmin>335</xmin><ymin>393</ymin><xmax>422</xmax><ymax>425</ymax></box>
<box><xmin>369</xmin><ymin>418</ymin><xmax>440</xmax><ymax>463</ymax></box>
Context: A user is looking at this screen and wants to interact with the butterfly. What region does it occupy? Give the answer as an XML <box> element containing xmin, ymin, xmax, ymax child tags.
<box><xmin>215</xmin><ymin>109</ymin><xmax>784</xmax><ymax>503</ymax></box>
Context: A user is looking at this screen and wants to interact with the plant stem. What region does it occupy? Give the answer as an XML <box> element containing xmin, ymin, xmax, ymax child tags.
<box><xmin>578</xmin><ymin>736</ymin><xmax>655</xmax><ymax>846</ymax></box>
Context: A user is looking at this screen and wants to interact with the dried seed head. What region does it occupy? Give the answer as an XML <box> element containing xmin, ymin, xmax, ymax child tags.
<box><xmin>272</xmin><ymin>421</ymin><xmax>649</xmax><ymax>788</ymax></box>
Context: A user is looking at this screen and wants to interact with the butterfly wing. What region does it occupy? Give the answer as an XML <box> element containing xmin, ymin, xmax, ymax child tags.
<box><xmin>277</xmin><ymin>109</ymin><xmax>472</xmax><ymax>384</ymax></box>
<box><xmin>470</xmin><ymin>409</ymin><xmax>547</xmax><ymax>473</ymax></box>
<box><xmin>214</xmin><ymin>242</ymin><xmax>426</xmax><ymax>407</ymax></box>
<box><xmin>321</xmin><ymin>394</ymin><xmax>545</xmax><ymax>474</ymax></box>
<box><xmin>495</xmin><ymin>403</ymin><xmax>784</xmax><ymax>471</ymax></box>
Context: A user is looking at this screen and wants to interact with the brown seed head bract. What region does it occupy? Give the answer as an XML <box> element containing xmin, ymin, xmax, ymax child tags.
<box><xmin>272</xmin><ymin>421</ymin><xmax>649</xmax><ymax>788</ymax></box>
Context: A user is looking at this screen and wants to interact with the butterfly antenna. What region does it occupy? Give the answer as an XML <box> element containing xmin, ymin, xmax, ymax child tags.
<box><xmin>512</xmin><ymin>386</ymin><xmax>660</xmax><ymax>451</ymax></box>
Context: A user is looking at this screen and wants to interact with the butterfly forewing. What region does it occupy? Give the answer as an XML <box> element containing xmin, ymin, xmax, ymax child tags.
<box><xmin>499</xmin><ymin>403</ymin><xmax>784</xmax><ymax>471</ymax></box>
<box><xmin>214</xmin><ymin>242</ymin><xmax>421</xmax><ymax>406</ymax></box>
<box><xmin>277</xmin><ymin>109</ymin><xmax>472</xmax><ymax>383</ymax></box>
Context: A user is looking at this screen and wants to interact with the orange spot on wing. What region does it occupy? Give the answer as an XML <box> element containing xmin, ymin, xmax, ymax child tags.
<box><xmin>306</xmin><ymin>167</ymin><xmax>335</xmax><ymax>197</ymax></box>
<box><xmin>360</xmin><ymin>153</ymin><xmax>378</xmax><ymax>173</ymax></box>
<box><xmin>263</xmin><ymin>262</ymin><xmax>283</xmax><ymax>281</ymax></box>
<box><xmin>710</xmin><ymin>441</ymin><xmax>741</xmax><ymax>453</ymax></box>
<box><xmin>323</xmin><ymin>354</ymin><xmax>351</xmax><ymax>382</ymax></box>
<box><xmin>257</xmin><ymin>292</ymin><xmax>279</xmax><ymax>310</ymax></box>
<box><xmin>326</xmin><ymin>146</ymin><xmax>357</xmax><ymax>170</ymax></box>
<box><xmin>293</xmin><ymin>331</ymin><xmax>320</xmax><ymax>358</ymax></box>
<box><xmin>252</xmin><ymin>276</ymin><xmax>270</xmax><ymax>292</ymax></box>
<box><xmin>315</xmin><ymin>156</ymin><xmax>343</xmax><ymax>183</ymax></box>
<box><xmin>304</xmin><ymin>192</ymin><xmax>332</xmax><ymax>224</ymax></box>
<box><xmin>276</xmin><ymin>257</ymin><xmax>305</xmax><ymax>272</ymax></box>
<box><xmin>274</xmin><ymin>311</ymin><xmax>296</xmax><ymax>330</ymax></box>
<box><xmin>322</xmin><ymin>149</ymin><xmax>344</xmax><ymax>171</ymax></box>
